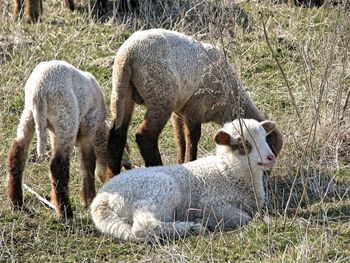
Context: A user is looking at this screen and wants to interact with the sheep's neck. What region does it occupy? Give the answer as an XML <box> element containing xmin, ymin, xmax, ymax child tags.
<box><xmin>222</xmin><ymin>89</ymin><xmax>264</xmax><ymax>124</ymax></box>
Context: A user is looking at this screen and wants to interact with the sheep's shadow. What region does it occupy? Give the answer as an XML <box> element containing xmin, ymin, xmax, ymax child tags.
<box><xmin>73</xmin><ymin>0</ymin><xmax>252</xmax><ymax>32</ymax></box>
<box><xmin>266</xmin><ymin>168</ymin><xmax>350</xmax><ymax>223</ymax></box>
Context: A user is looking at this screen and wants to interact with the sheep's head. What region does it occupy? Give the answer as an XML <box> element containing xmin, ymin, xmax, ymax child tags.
<box><xmin>214</xmin><ymin>119</ymin><xmax>277</xmax><ymax>171</ymax></box>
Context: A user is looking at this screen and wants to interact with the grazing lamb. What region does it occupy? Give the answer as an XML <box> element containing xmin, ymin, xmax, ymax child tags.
<box><xmin>91</xmin><ymin>119</ymin><xmax>277</xmax><ymax>242</ymax></box>
<box><xmin>13</xmin><ymin>0</ymin><xmax>107</xmax><ymax>23</ymax></box>
<box><xmin>107</xmin><ymin>29</ymin><xmax>283</xmax><ymax>178</ymax></box>
<box><xmin>7</xmin><ymin>60</ymin><xmax>108</xmax><ymax>218</ymax></box>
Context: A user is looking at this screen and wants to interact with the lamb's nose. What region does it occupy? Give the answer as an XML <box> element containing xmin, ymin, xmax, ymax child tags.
<box><xmin>267</xmin><ymin>154</ymin><xmax>275</xmax><ymax>161</ymax></box>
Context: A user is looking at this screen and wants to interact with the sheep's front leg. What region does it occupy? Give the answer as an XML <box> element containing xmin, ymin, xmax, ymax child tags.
<box><xmin>171</xmin><ymin>113</ymin><xmax>186</xmax><ymax>164</ymax></box>
<box><xmin>131</xmin><ymin>211</ymin><xmax>208</xmax><ymax>242</ymax></box>
<box><xmin>50</xmin><ymin>151</ymin><xmax>72</xmax><ymax>218</ymax></box>
<box><xmin>139</xmin><ymin>221</ymin><xmax>207</xmax><ymax>243</ymax></box>
<box><xmin>96</xmin><ymin>0</ymin><xmax>107</xmax><ymax>16</ymax></box>
<box><xmin>205</xmin><ymin>204</ymin><xmax>253</xmax><ymax>231</ymax></box>
<box><xmin>183</xmin><ymin>119</ymin><xmax>201</xmax><ymax>163</ymax></box>
<box><xmin>94</xmin><ymin>123</ymin><xmax>108</xmax><ymax>183</ymax></box>
<box><xmin>158</xmin><ymin>221</ymin><xmax>208</xmax><ymax>239</ymax></box>
<box><xmin>136</xmin><ymin>108</ymin><xmax>172</xmax><ymax>167</ymax></box>
<box><xmin>78</xmin><ymin>139</ymin><xmax>96</xmax><ymax>208</ymax></box>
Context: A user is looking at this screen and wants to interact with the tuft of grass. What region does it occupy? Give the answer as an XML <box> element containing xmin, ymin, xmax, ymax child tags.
<box><xmin>0</xmin><ymin>0</ymin><xmax>349</xmax><ymax>261</ymax></box>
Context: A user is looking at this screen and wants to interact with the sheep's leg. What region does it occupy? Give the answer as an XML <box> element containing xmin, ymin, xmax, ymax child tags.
<box><xmin>183</xmin><ymin>118</ymin><xmax>201</xmax><ymax>163</ymax></box>
<box><xmin>152</xmin><ymin>221</ymin><xmax>207</xmax><ymax>241</ymax></box>
<box><xmin>13</xmin><ymin>0</ymin><xmax>23</xmax><ymax>19</ymax></box>
<box><xmin>107</xmin><ymin>94</ymin><xmax>134</xmax><ymax>178</ymax></box>
<box><xmin>107</xmin><ymin>122</ymin><xmax>128</xmax><ymax>178</ymax></box>
<box><xmin>64</xmin><ymin>0</ymin><xmax>75</xmax><ymax>11</ymax></box>
<box><xmin>47</xmin><ymin>102</ymin><xmax>77</xmax><ymax>218</ymax></box>
<box><xmin>171</xmin><ymin>113</ymin><xmax>186</xmax><ymax>164</ymax></box>
<box><xmin>136</xmin><ymin>108</ymin><xmax>172</xmax><ymax>167</ymax></box>
<box><xmin>7</xmin><ymin>110</ymin><xmax>35</xmax><ymax>208</ymax></box>
<box><xmin>78</xmin><ymin>137</ymin><xmax>96</xmax><ymax>208</ymax></box>
<box><xmin>107</xmin><ymin>83</ymin><xmax>135</xmax><ymax>180</ymax></box>
<box><xmin>25</xmin><ymin>0</ymin><xmax>41</xmax><ymax>23</ymax></box>
<box><xmin>132</xmin><ymin>215</ymin><xmax>207</xmax><ymax>242</ymax></box>
<box><xmin>49</xmin><ymin>132</ymin><xmax>74</xmax><ymax>218</ymax></box>
<box><xmin>94</xmin><ymin>122</ymin><xmax>108</xmax><ymax>183</ymax></box>
<box><xmin>204</xmin><ymin>205</ymin><xmax>253</xmax><ymax>231</ymax></box>
<box><xmin>50</xmin><ymin>149</ymin><xmax>72</xmax><ymax>218</ymax></box>
<box><xmin>96</xmin><ymin>0</ymin><xmax>107</xmax><ymax>16</ymax></box>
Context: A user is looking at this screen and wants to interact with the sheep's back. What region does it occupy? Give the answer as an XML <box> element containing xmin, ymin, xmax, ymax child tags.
<box><xmin>117</xmin><ymin>29</ymin><xmax>208</xmax><ymax>111</ymax></box>
<box><xmin>24</xmin><ymin>60</ymin><xmax>105</xmax><ymax>135</ymax></box>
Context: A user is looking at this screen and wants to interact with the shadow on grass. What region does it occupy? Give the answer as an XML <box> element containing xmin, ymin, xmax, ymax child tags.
<box><xmin>267</xmin><ymin>167</ymin><xmax>350</xmax><ymax>222</ymax></box>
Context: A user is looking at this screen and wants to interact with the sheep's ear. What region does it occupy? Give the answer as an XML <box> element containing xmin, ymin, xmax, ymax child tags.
<box><xmin>214</xmin><ymin>130</ymin><xmax>231</xmax><ymax>145</ymax></box>
<box><xmin>261</xmin><ymin>120</ymin><xmax>276</xmax><ymax>135</ymax></box>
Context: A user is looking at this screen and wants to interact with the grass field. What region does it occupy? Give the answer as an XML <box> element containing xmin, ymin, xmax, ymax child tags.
<box><xmin>0</xmin><ymin>0</ymin><xmax>349</xmax><ymax>261</ymax></box>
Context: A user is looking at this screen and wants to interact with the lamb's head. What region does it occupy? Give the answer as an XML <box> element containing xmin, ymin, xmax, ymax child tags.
<box><xmin>214</xmin><ymin>119</ymin><xmax>277</xmax><ymax>171</ymax></box>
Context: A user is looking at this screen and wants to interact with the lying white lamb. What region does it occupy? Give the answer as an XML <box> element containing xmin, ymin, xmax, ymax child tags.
<box><xmin>91</xmin><ymin>118</ymin><xmax>277</xmax><ymax>242</ymax></box>
<box><xmin>7</xmin><ymin>60</ymin><xmax>108</xmax><ymax>218</ymax></box>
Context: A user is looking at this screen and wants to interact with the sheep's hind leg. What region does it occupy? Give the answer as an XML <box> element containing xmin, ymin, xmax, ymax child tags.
<box><xmin>49</xmin><ymin>137</ymin><xmax>74</xmax><ymax>219</ymax></box>
<box><xmin>172</xmin><ymin>113</ymin><xmax>186</xmax><ymax>164</ymax></box>
<box><xmin>50</xmin><ymin>150</ymin><xmax>72</xmax><ymax>218</ymax></box>
<box><xmin>107</xmin><ymin>121</ymin><xmax>128</xmax><ymax>178</ymax></box>
<box><xmin>136</xmin><ymin>108</ymin><xmax>172</xmax><ymax>167</ymax></box>
<box><xmin>94</xmin><ymin>122</ymin><xmax>108</xmax><ymax>183</ymax></box>
<box><xmin>7</xmin><ymin>112</ymin><xmax>35</xmax><ymax>209</ymax></box>
<box><xmin>107</xmin><ymin>90</ymin><xmax>134</xmax><ymax>178</ymax></box>
<box><xmin>78</xmin><ymin>137</ymin><xmax>96</xmax><ymax>208</ymax></box>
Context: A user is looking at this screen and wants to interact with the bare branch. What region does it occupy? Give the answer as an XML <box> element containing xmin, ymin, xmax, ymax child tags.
<box><xmin>260</xmin><ymin>12</ymin><xmax>302</xmax><ymax>122</ymax></box>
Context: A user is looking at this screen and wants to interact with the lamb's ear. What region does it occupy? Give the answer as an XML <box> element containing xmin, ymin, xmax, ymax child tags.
<box><xmin>214</xmin><ymin>130</ymin><xmax>231</xmax><ymax>145</ymax></box>
<box><xmin>260</xmin><ymin>120</ymin><xmax>276</xmax><ymax>135</ymax></box>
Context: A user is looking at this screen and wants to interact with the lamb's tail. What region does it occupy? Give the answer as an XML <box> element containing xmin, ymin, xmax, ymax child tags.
<box><xmin>90</xmin><ymin>193</ymin><xmax>136</xmax><ymax>242</ymax></box>
<box><xmin>111</xmin><ymin>52</ymin><xmax>133</xmax><ymax>129</ymax></box>
<box><xmin>32</xmin><ymin>96</ymin><xmax>47</xmax><ymax>157</ymax></box>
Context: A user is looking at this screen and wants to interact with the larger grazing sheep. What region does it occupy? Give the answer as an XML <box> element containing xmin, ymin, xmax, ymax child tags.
<box><xmin>7</xmin><ymin>60</ymin><xmax>108</xmax><ymax>218</ymax></box>
<box><xmin>91</xmin><ymin>118</ymin><xmax>277</xmax><ymax>242</ymax></box>
<box><xmin>107</xmin><ymin>29</ymin><xmax>283</xmax><ymax>178</ymax></box>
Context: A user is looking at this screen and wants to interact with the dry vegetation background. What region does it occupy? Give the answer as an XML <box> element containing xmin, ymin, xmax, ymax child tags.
<box><xmin>0</xmin><ymin>0</ymin><xmax>349</xmax><ymax>261</ymax></box>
